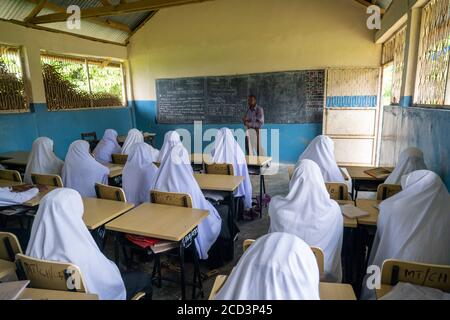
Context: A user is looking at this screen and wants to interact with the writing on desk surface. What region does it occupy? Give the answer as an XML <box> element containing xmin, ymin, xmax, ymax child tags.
<box><xmin>402</xmin><ymin>268</ymin><xmax>448</xmax><ymax>285</ymax></box>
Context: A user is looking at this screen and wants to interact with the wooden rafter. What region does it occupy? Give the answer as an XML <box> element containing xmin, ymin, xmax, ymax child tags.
<box><xmin>24</xmin><ymin>0</ymin><xmax>131</xmax><ymax>33</ymax></box>
<box><xmin>24</xmin><ymin>0</ymin><xmax>47</xmax><ymax>23</ymax></box>
<box><xmin>28</xmin><ymin>0</ymin><xmax>213</xmax><ymax>24</ymax></box>
<box><xmin>354</xmin><ymin>0</ymin><xmax>386</xmax><ymax>14</ymax></box>
<box><xmin>125</xmin><ymin>10</ymin><xmax>158</xmax><ymax>44</ymax></box>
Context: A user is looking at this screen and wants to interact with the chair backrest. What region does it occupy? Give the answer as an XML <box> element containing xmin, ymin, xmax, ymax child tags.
<box><xmin>0</xmin><ymin>232</ymin><xmax>22</xmax><ymax>262</ymax></box>
<box><xmin>150</xmin><ymin>190</ymin><xmax>193</xmax><ymax>208</ymax></box>
<box><xmin>15</xmin><ymin>254</ymin><xmax>87</xmax><ymax>292</ymax></box>
<box><xmin>325</xmin><ymin>183</ymin><xmax>349</xmax><ymax>200</ymax></box>
<box><xmin>381</xmin><ymin>259</ymin><xmax>450</xmax><ymax>292</ymax></box>
<box><xmin>242</xmin><ymin>239</ymin><xmax>325</xmax><ymax>276</ymax></box>
<box><xmin>377</xmin><ymin>184</ymin><xmax>402</xmax><ymax>200</ymax></box>
<box><xmin>112</xmin><ymin>154</ymin><xmax>128</xmax><ymax>165</ymax></box>
<box><xmin>205</xmin><ymin>163</ymin><xmax>234</xmax><ymax>176</ymax></box>
<box><xmin>0</xmin><ymin>169</ymin><xmax>22</xmax><ymax>182</ymax></box>
<box><xmin>31</xmin><ymin>173</ymin><xmax>63</xmax><ymax>187</ymax></box>
<box><xmin>95</xmin><ymin>183</ymin><xmax>127</xmax><ymax>202</ymax></box>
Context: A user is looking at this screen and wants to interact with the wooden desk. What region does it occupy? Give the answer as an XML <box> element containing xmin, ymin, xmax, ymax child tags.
<box><xmin>209</xmin><ymin>275</ymin><xmax>356</xmax><ymax>300</ymax></box>
<box><xmin>0</xmin><ymin>259</ymin><xmax>16</xmax><ymax>279</ymax></box>
<box><xmin>19</xmin><ymin>288</ymin><xmax>98</xmax><ymax>300</ymax></box>
<box><xmin>0</xmin><ymin>179</ymin><xmax>24</xmax><ymax>188</ymax></box>
<box><xmin>336</xmin><ymin>200</ymin><xmax>358</xmax><ymax>229</ymax></box>
<box><xmin>376</xmin><ymin>284</ymin><xmax>393</xmax><ymax>299</ymax></box>
<box><xmin>82</xmin><ymin>197</ymin><xmax>134</xmax><ymax>230</ymax></box>
<box><xmin>0</xmin><ymin>151</ymin><xmax>30</xmax><ymax>169</ymax></box>
<box><xmin>106</xmin><ymin>202</ymin><xmax>207</xmax><ymax>300</ymax></box>
<box><xmin>23</xmin><ymin>186</ymin><xmax>58</xmax><ymax>207</ymax></box>
<box><xmin>355</xmin><ymin>199</ymin><xmax>381</xmax><ymax>227</ymax></box>
<box><xmin>105</xmin><ymin>163</ymin><xmax>124</xmax><ymax>178</ymax></box>
<box><xmin>194</xmin><ymin>173</ymin><xmax>243</xmax><ymax>192</ymax></box>
<box><xmin>344</xmin><ymin>166</ymin><xmax>393</xmax><ymax>200</ymax></box>
<box><xmin>118</xmin><ymin>132</ymin><xmax>156</xmax><ymax>146</ymax></box>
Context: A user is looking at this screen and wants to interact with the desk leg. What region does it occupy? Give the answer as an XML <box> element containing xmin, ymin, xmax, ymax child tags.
<box><xmin>192</xmin><ymin>245</ymin><xmax>203</xmax><ymax>299</ymax></box>
<box><xmin>351</xmin><ymin>179</ymin><xmax>355</xmax><ymax>200</ymax></box>
<box><xmin>259</xmin><ymin>173</ymin><xmax>263</xmax><ymax>218</ymax></box>
<box><xmin>179</xmin><ymin>244</ymin><xmax>186</xmax><ymax>301</ymax></box>
<box><xmin>114</xmin><ymin>232</ymin><xmax>120</xmax><ymax>266</ymax></box>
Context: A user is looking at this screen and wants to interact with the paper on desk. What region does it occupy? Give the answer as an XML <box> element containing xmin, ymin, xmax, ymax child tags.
<box><xmin>0</xmin><ymin>280</ymin><xmax>29</xmax><ymax>300</ymax></box>
<box><xmin>340</xmin><ymin>204</ymin><xmax>370</xmax><ymax>219</ymax></box>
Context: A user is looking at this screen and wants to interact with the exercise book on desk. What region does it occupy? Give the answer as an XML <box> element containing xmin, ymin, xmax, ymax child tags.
<box><xmin>340</xmin><ymin>204</ymin><xmax>370</xmax><ymax>219</ymax></box>
<box><xmin>0</xmin><ymin>281</ymin><xmax>29</xmax><ymax>300</ymax></box>
<box><xmin>364</xmin><ymin>167</ymin><xmax>392</xmax><ymax>179</ymax></box>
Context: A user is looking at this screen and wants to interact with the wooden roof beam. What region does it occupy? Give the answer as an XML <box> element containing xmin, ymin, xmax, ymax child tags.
<box><xmin>28</xmin><ymin>0</ymin><xmax>213</xmax><ymax>24</ymax></box>
<box><xmin>354</xmin><ymin>0</ymin><xmax>386</xmax><ymax>14</ymax></box>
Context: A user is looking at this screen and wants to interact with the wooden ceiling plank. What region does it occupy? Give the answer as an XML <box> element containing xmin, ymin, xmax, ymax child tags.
<box><xmin>24</xmin><ymin>0</ymin><xmax>47</xmax><ymax>22</ymax></box>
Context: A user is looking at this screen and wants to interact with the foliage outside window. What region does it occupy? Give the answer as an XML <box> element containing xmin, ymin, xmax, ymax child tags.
<box><xmin>0</xmin><ymin>45</ymin><xmax>29</xmax><ymax>112</ymax></box>
<box><xmin>41</xmin><ymin>52</ymin><xmax>126</xmax><ymax>110</ymax></box>
<box><xmin>414</xmin><ymin>0</ymin><xmax>450</xmax><ymax>107</ymax></box>
<box><xmin>382</xmin><ymin>26</ymin><xmax>406</xmax><ymax>105</ymax></box>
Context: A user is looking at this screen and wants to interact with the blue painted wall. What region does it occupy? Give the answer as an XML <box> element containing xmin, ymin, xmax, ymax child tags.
<box><xmin>134</xmin><ymin>100</ymin><xmax>322</xmax><ymax>164</ymax></box>
<box><xmin>0</xmin><ymin>103</ymin><xmax>134</xmax><ymax>159</ymax></box>
<box><xmin>380</xmin><ymin>105</ymin><xmax>450</xmax><ymax>191</ymax></box>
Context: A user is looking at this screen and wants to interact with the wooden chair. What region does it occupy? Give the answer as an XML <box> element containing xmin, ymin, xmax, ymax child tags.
<box><xmin>150</xmin><ymin>190</ymin><xmax>193</xmax><ymax>208</ymax></box>
<box><xmin>325</xmin><ymin>183</ymin><xmax>349</xmax><ymax>200</ymax></box>
<box><xmin>31</xmin><ymin>173</ymin><xmax>63</xmax><ymax>187</ymax></box>
<box><xmin>0</xmin><ymin>232</ymin><xmax>22</xmax><ymax>280</ymax></box>
<box><xmin>95</xmin><ymin>183</ymin><xmax>127</xmax><ymax>202</ymax></box>
<box><xmin>81</xmin><ymin>132</ymin><xmax>98</xmax><ymax>151</ymax></box>
<box><xmin>0</xmin><ymin>169</ymin><xmax>22</xmax><ymax>182</ymax></box>
<box><xmin>15</xmin><ymin>253</ymin><xmax>87</xmax><ymax>292</ymax></box>
<box><xmin>381</xmin><ymin>259</ymin><xmax>450</xmax><ymax>292</ymax></box>
<box><xmin>377</xmin><ymin>184</ymin><xmax>402</xmax><ymax>200</ymax></box>
<box><xmin>112</xmin><ymin>154</ymin><xmax>128</xmax><ymax>165</ymax></box>
<box><xmin>204</xmin><ymin>163</ymin><xmax>234</xmax><ymax>176</ymax></box>
<box><xmin>243</xmin><ymin>239</ymin><xmax>325</xmax><ymax>276</ymax></box>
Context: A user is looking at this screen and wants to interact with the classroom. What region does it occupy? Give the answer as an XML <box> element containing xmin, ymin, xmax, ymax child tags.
<box><xmin>0</xmin><ymin>0</ymin><xmax>449</xmax><ymax>304</ymax></box>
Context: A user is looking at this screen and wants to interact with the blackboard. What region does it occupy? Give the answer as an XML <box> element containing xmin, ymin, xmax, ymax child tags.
<box><xmin>156</xmin><ymin>70</ymin><xmax>324</xmax><ymax>124</ymax></box>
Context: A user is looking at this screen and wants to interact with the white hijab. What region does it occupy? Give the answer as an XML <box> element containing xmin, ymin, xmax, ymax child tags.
<box><xmin>269</xmin><ymin>159</ymin><xmax>343</xmax><ymax>282</ymax></box>
<box><xmin>297</xmin><ymin>135</ymin><xmax>344</xmax><ymax>183</ymax></box>
<box><xmin>93</xmin><ymin>129</ymin><xmax>121</xmax><ymax>164</ymax></box>
<box><xmin>380</xmin><ymin>283</ymin><xmax>450</xmax><ymax>300</ymax></box>
<box><xmin>211</xmin><ymin>128</ymin><xmax>253</xmax><ymax>209</ymax></box>
<box><xmin>121</xmin><ymin>129</ymin><xmax>144</xmax><ymax>155</ymax></box>
<box><xmin>62</xmin><ymin>140</ymin><xmax>109</xmax><ymax>197</ymax></box>
<box><xmin>152</xmin><ymin>144</ymin><xmax>222</xmax><ymax>260</ymax></box>
<box><xmin>26</xmin><ymin>188</ymin><xmax>126</xmax><ymax>300</ymax></box>
<box><xmin>385</xmin><ymin>147</ymin><xmax>427</xmax><ymax>185</ymax></box>
<box><xmin>24</xmin><ymin>137</ymin><xmax>64</xmax><ymax>184</ymax></box>
<box><xmin>215</xmin><ymin>232</ymin><xmax>320</xmax><ymax>300</ymax></box>
<box><xmin>362</xmin><ymin>170</ymin><xmax>450</xmax><ymax>299</ymax></box>
<box><xmin>0</xmin><ymin>187</ymin><xmax>39</xmax><ymax>207</ymax></box>
<box><xmin>122</xmin><ymin>143</ymin><xmax>158</xmax><ymax>206</ymax></box>
<box><xmin>157</xmin><ymin>131</ymin><xmax>182</xmax><ymax>163</ymax></box>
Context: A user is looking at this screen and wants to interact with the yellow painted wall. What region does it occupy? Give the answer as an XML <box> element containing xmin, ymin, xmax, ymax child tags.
<box><xmin>0</xmin><ymin>21</ymin><xmax>129</xmax><ymax>103</ymax></box>
<box><xmin>128</xmin><ymin>0</ymin><xmax>382</xmax><ymax>100</ymax></box>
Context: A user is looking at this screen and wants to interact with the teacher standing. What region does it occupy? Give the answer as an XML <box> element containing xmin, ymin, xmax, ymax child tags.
<box><xmin>243</xmin><ymin>95</ymin><xmax>265</xmax><ymax>156</ymax></box>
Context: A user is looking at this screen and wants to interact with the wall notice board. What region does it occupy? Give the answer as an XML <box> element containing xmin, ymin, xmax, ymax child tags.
<box><xmin>156</xmin><ymin>70</ymin><xmax>325</xmax><ymax>124</ymax></box>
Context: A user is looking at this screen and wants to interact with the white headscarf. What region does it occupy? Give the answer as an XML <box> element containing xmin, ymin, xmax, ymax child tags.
<box><xmin>121</xmin><ymin>129</ymin><xmax>144</xmax><ymax>155</ymax></box>
<box><xmin>362</xmin><ymin>170</ymin><xmax>450</xmax><ymax>299</ymax></box>
<box><xmin>62</xmin><ymin>140</ymin><xmax>109</xmax><ymax>197</ymax></box>
<box><xmin>380</xmin><ymin>282</ymin><xmax>450</xmax><ymax>300</ymax></box>
<box><xmin>24</xmin><ymin>137</ymin><xmax>64</xmax><ymax>184</ymax></box>
<box><xmin>26</xmin><ymin>188</ymin><xmax>126</xmax><ymax>300</ymax></box>
<box><xmin>385</xmin><ymin>147</ymin><xmax>427</xmax><ymax>185</ymax></box>
<box><xmin>297</xmin><ymin>135</ymin><xmax>344</xmax><ymax>183</ymax></box>
<box><xmin>93</xmin><ymin>129</ymin><xmax>121</xmax><ymax>164</ymax></box>
<box><xmin>0</xmin><ymin>187</ymin><xmax>39</xmax><ymax>207</ymax></box>
<box><xmin>269</xmin><ymin>160</ymin><xmax>343</xmax><ymax>282</ymax></box>
<box><xmin>152</xmin><ymin>144</ymin><xmax>222</xmax><ymax>260</ymax></box>
<box><xmin>157</xmin><ymin>131</ymin><xmax>182</xmax><ymax>163</ymax></box>
<box><xmin>215</xmin><ymin>232</ymin><xmax>320</xmax><ymax>300</ymax></box>
<box><xmin>211</xmin><ymin>128</ymin><xmax>253</xmax><ymax>209</ymax></box>
<box><xmin>122</xmin><ymin>143</ymin><xmax>158</xmax><ymax>206</ymax></box>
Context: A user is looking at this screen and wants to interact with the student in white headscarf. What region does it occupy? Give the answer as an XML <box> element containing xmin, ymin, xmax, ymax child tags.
<box><xmin>0</xmin><ymin>187</ymin><xmax>39</xmax><ymax>207</ymax></box>
<box><xmin>157</xmin><ymin>131</ymin><xmax>182</xmax><ymax>163</ymax></box>
<box><xmin>385</xmin><ymin>147</ymin><xmax>427</xmax><ymax>185</ymax></box>
<box><xmin>380</xmin><ymin>282</ymin><xmax>450</xmax><ymax>300</ymax></box>
<box><xmin>362</xmin><ymin>170</ymin><xmax>450</xmax><ymax>299</ymax></box>
<box><xmin>93</xmin><ymin>129</ymin><xmax>121</xmax><ymax>164</ymax></box>
<box><xmin>122</xmin><ymin>143</ymin><xmax>158</xmax><ymax>206</ymax></box>
<box><xmin>215</xmin><ymin>232</ymin><xmax>320</xmax><ymax>300</ymax></box>
<box><xmin>24</xmin><ymin>137</ymin><xmax>64</xmax><ymax>184</ymax></box>
<box><xmin>26</xmin><ymin>188</ymin><xmax>152</xmax><ymax>300</ymax></box>
<box><xmin>297</xmin><ymin>135</ymin><xmax>344</xmax><ymax>183</ymax></box>
<box><xmin>269</xmin><ymin>160</ymin><xmax>343</xmax><ymax>282</ymax></box>
<box><xmin>61</xmin><ymin>140</ymin><xmax>109</xmax><ymax>197</ymax></box>
<box><xmin>210</xmin><ymin>128</ymin><xmax>253</xmax><ymax>209</ymax></box>
<box><xmin>152</xmin><ymin>144</ymin><xmax>222</xmax><ymax>260</ymax></box>
<box><xmin>121</xmin><ymin>129</ymin><xmax>144</xmax><ymax>155</ymax></box>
